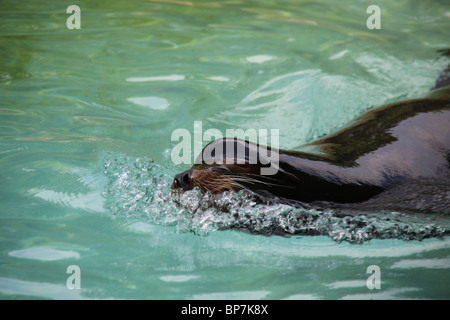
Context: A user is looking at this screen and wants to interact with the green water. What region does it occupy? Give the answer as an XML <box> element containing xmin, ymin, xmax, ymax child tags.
<box><xmin>1</xmin><ymin>0</ymin><xmax>450</xmax><ymax>300</ymax></box>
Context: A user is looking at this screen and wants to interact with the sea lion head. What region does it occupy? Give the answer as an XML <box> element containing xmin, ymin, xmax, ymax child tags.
<box><xmin>171</xmin><ymin>138</ymin><xmax>286</xmax><ymax>194</ymax></box>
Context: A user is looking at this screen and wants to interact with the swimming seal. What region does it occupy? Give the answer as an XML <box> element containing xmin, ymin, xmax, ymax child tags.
<box><xmin>171</xmin><ymin>65</ymin><xmax>450</xmax><ymax>207</ymax></box>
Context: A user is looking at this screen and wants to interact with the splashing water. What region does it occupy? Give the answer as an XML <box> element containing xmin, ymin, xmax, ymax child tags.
<box><xmin>103</xmin><ymin>153</ymin><xmax>449</xmax><ymax>244</ymax></box>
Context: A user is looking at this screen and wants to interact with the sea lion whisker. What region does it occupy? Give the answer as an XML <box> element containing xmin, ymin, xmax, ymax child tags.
<box><xmin>225</xmin><ymin>174</ymin><xmax>294</xmax><ymax>188</ymax></box>
<box><xmin>195</xmin><ymin>175</ymin><xmax>235</xmax><ymax>193</ymax></box>
<box><xmin>195</xmin><ymin>177</ymin><xmax>218</xmax><ymax>192</ymax></box>
<box><xmin>223</xmin><ymin>174</ymin><xmax>263</xmax><ymax>182</ymax></box>
<box><xmin>243</xmin><ymin>173</ymin><xmax>284</xmax><ymax>182</ymax></box>
<box><xmin>203</xmin><ymin>178</ymin><xmax>227</xmax><ymax>187</ymax></box>
<box><xmin>229</xmin><ymin>181</ymin><xmax>246</xmax><ymax>190</ymax></box>
<box><xmin>210</xmin><ymin>183</ymin><xmax>233</xmax><ymax>193</ymax></box>
<box><xmin>223</xmin><ymin>176</ymin><xmax>259</xmax><ymax>185</ymax></box>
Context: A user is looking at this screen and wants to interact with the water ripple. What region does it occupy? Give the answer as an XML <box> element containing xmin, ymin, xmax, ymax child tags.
<box><xmin>9</xmin><ymin>247</ymin><xmax>80</xmax><ymax>261</ymax></box>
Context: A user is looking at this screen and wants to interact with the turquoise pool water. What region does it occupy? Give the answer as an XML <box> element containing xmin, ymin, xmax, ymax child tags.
<box><xmin>1</xmin><ymin>0</ymin><xmax>450</xmax><ymax>300</ymax></box>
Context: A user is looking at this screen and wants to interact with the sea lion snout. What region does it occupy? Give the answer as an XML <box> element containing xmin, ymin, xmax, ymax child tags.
<box><xmin>171</xmin><ymin>169</ymin><xmax>193</xmax><ymax>191</ymax></box>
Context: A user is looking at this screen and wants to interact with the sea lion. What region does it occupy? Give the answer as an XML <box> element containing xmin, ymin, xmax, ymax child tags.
<box><xmin>171</xmin><ymin>65</ymin><xmax>450</xmax><ymax>207</ymax></box>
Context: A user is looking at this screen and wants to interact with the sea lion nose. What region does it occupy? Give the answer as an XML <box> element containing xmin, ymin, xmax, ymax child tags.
<box><xmin>172</xmin><ymin>175</ymin><xmax>182</xmax><ymax>190</ymax></box>
<box><xmin>171</xmin><ymin>170</ymin><xmax>192</xmax><ymax>190</ymax></box>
